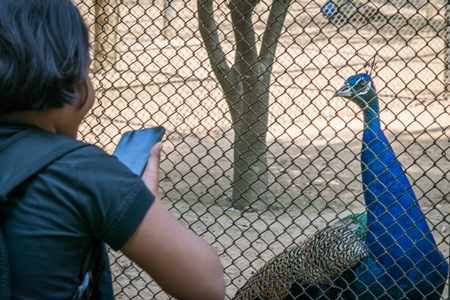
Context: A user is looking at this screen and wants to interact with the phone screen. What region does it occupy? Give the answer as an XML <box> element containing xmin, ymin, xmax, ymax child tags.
<box><xmin>113</xmin><ymin>126</ymin><xmax>165</xmax><ymax>176</ymax></box>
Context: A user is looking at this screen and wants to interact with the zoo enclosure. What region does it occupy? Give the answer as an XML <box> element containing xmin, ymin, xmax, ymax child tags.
<box><xmin>75</xmin><ymin>0</ymin><xmax>450</xmax><ymax>298</ymax></box>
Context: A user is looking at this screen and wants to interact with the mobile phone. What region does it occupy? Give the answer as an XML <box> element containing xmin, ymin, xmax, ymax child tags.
<box><xmin>113</xmin><ymin>126</ymin><xmax>165</xmax><ymax>176</ymax></box>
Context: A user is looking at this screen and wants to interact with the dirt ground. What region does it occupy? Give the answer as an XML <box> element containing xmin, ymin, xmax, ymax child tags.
<box><xmin>75</xmin><ymin>0</ymin><xmax>450</xmax><ymax>298</ymax></box>
<box><xmin>162</xmin><ymin>101</ymin><xmax>450</xmax><ymax>299</ymax></box>
<box><xmin>89</xmin><ymin>98</ymin><xmax>450</xmax><ymax>299</ymax></box>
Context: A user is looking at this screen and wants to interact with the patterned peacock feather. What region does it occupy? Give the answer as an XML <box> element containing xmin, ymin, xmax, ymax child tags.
<box><xmin>232</xmin><ymin>213</ymin><xmax>367</xmax><ymax>300</ymax></box>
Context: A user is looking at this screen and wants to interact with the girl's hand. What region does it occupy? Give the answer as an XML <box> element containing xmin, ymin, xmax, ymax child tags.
<box><xmin>141</xmin><ymin>142</ymin><xmax>163</xmax><ymax>197</ymax></box>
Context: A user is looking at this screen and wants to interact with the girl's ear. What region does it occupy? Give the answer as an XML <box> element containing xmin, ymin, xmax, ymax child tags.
<box><xmin>73</xmin><ymin>81</ymin><xmax>88</xmax><ymax>110</ymax></box>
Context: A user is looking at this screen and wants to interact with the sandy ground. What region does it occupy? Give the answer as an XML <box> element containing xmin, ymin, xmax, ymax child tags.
<box><xmin>90</xmin><ymin>98</ymin><xmax>450</xmax><ymax>299</ymax></box>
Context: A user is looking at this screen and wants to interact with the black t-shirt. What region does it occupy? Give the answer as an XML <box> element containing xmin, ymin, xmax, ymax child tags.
<box><xmin>0</xmin><ymin>123</ymin><xmax>154</xmax><ymax>299</ymax></box>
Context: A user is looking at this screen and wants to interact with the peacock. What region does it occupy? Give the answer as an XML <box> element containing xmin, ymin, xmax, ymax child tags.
<box><xmin>233</xmin><ymin>72</ymin><xmax>448</xmax><ymax>300</ymax></box>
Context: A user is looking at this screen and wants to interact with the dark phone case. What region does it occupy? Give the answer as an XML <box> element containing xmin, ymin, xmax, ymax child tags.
<box><xmin>113</xmin><ymin>126</ymin><xmax>165</xmax><ymax>176</ymax></box>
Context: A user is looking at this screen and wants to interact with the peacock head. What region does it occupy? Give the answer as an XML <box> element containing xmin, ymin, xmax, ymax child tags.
<box><xmin>334</xmin><ymin>73</ymin><xmax>378</xmax><ymax>111</ymax></box>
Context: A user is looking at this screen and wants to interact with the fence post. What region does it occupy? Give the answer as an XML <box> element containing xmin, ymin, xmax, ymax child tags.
<box><xmin>93</xmin><ymin>0</ymin><xmax>118</xmax><ymax>73</ymax></box>
<box><xmin>445</xmin><ymin>1</ymin><xmax>450</xmax><ymax>98</ymax></box>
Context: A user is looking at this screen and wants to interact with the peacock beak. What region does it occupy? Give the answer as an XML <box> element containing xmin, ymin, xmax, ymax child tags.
<box><xmin>334</xmin><ymin>84</ymin><xmax>353</xmax><ymax>98</ymax></box>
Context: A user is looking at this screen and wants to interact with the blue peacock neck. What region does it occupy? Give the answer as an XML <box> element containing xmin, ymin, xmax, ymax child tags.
<box><xmin>362</xmin><ymin>107</ymin><xmax>380</xmax><ymax>129</ymax></box>
<box><xmin>360</xmin><ymin>96</ymin><xmax>438</xmax><ymax>277</ymax></box>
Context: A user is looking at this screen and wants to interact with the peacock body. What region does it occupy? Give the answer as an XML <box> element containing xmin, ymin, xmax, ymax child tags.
<box><xmin>233</xmin><ymin>214</ymin><xmax>367</xmax><ymax>300</ymax></box>
<box><xmin>233</xmin><ymin>73</ymin><xmax>448</xmax><ymax>300</ymax></box>
<box><xmin>331</xmin><ymin>73</ymin><xmax>448</xmax><ymax>299</ymax></box>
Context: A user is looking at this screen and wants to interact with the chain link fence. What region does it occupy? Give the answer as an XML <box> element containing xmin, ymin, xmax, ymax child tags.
<box><xmin>75</xmin><ymin>0</ymin><xmax>449</xmax><ymax>298</ymax></box>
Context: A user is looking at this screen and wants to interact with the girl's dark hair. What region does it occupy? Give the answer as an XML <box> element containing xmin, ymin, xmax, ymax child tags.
<box><xmin>0</xmin><ymin>0</ymin><xmax>90</xmax><ymax>113</ymax></box>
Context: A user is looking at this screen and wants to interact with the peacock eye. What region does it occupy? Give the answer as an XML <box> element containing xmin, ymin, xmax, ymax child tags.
<box><xmin>358</xmin><ymin>80</ymin><xmax>367</xmax><ymax>88</ymax></box>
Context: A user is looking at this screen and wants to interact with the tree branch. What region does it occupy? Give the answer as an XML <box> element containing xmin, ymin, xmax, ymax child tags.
<box><xmin>229</xmin><ymin>0</ymin><xmax>260</xmax><ymax>76</ymax></box>
<box><xmin>197</xmin><ymin>0</ymin><xmax>235</xmax><ymax>91</ymax></box>
<box><xmin>259</xmin><ymin>0</ymin><xmax>292</xmax><ymax>79</ymax></box>
<box><xmin>198</xmin><ymin>0</ymin><xmax>243</xmax><ymax>123</ymax></box>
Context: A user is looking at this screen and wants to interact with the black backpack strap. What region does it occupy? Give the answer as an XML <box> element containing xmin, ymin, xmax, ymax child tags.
<box><xmin>0</xmin><ymin>227</ymin><xmax>11</xmax><ymax>300</ymax></box>
<box><xmin>0</xmin><ymin>129</ymin><xmax>87</xmax><ymax>197</ymax></box>
<box><xmin>0</xmin><ymin>129</ymin><xmax>101</xmax><ymax>300</ymax></box>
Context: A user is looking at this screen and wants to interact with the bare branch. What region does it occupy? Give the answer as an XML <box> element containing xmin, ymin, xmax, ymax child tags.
<box><xmin>229</xmin><ymin>0</ymin><xmax>260</xmax><ymax>76</ymax></box>
<box><xmin>259</xmin><ymin>0</ymin><xmax>292</xmax><ymax>77</ymax></box>
<box><xmin>197</xmin><ymin>0</ymin><xmax>235</xmax><ymax>91</ymax></box>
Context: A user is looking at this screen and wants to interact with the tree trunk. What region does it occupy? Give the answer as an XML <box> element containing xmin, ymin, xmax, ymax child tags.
<box><xmin>163</xmin><ymin>0</ymin><xmax>174</xmax><ymax>39</ymax></box>
<box><xmin>231</xmin><ymin>69</ymin><xmax>270</xmax><ymax>210</ymax></box>
<box><xmin>93</xmin><ymin>0</ymin><xmax>118</xmax><ymax>73</ymax></box>
<box><xmin>198</xmin><ymin>0</ymin><xmax>292</xmax><ymax>210</ymax></box>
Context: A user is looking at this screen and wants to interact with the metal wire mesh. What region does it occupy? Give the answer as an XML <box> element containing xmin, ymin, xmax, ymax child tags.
<box><xmin>75</xmin><ymin>0</ymin><xmax>450</xmax><ymax>298</ymax></box>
